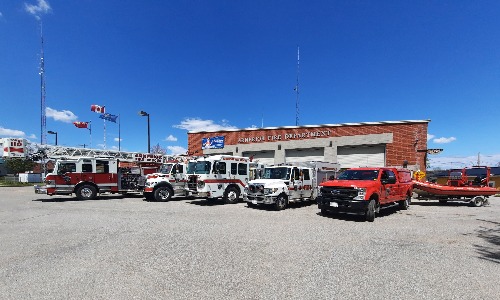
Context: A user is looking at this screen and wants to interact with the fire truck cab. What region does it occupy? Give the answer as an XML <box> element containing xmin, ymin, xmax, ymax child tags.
<box><xmin>187</xmin><ymin>155</ymin><xmax>250</xmax><ymax>204</ymax></box>
<box><xmin>143</xmin><ymin>159</ymin><xmax>197</xmax><ymax>201</ymax></box>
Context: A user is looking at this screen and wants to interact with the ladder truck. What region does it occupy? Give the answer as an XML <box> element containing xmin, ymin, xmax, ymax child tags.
<box><xmin>0</xmin><ymin>138</ymin><xmax>174</xmax><ymax>200</ymax></box>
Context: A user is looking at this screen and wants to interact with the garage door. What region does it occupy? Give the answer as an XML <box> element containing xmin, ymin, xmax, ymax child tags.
<box><xmin>242</xmin><ymin>150</ymin><xmax>275</xmax><ymax>165</ymax></box>
<box><xmin>337</xmin><ymin>145</ymin><xmax>385</xmax><ymax>168</ymax></box>
<box><xmin>285</xmin><ymin>148</ymin><xmax>324</xmax><ymax>163</ymax></box>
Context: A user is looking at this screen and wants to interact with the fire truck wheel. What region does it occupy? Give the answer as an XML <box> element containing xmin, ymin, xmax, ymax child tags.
<box><xmin>224</xmin><ymin>187</ymin><xmax>240</xmax><ymax>204</ymax></box>
<box><xmin>274</xmin><ymin>194</ymin><xmax>287</xmax><ymax>210</ymax></box>
<box><xmin>471</xmin><ymin>196</ymin><xmax>484</xmax><ymax>207</ymax></box>
<box><xmin>154</xmin><ymin>186</ymin><xmax>173</xmax><ymax>202</ymax></box>
<box><xmin>76</xmin><ymin>184</ymin><xmax>97</xmax><ymax>200</ymax></box>
<box><xmin>398</xmin><ymin>195</ymin><xmax>411</xmax><ymax>210</ymax></box>
<box><xmin>365</xmin><ymin>199</ymin><xmax>376</xmax><ymax>222</ymax></box>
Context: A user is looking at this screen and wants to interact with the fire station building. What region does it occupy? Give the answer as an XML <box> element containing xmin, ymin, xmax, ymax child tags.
<box><xmin>187</xmin><ymin>119</ymin><xmax>430</xmax><ymax>171</ymax></box>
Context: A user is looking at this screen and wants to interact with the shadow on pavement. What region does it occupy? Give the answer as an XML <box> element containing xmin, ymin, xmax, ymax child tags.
<box><xmin>473</xmin><ymin>219</ymin><xmax>500</xmax><ymax>264</ymax></box>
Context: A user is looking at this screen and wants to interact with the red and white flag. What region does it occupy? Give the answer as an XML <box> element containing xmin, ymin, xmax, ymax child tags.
<box><xmin>90</xmin><ymin>104</ymin><xmax>105</xmax><ymax>114</ymax></box>
<box><xmin>73</xmin><ymin>121</ymin><xmax>89</xmax><ymax>129</ymax></box>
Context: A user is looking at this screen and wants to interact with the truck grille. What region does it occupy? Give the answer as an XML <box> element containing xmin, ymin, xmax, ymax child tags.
<box><xmin>248</xmin><ymin>184</ymin><xmax>264</xmax><ymax>195</ymax></box>
<box><xmin>320</xmin><ymin>187</ymin><xmax>358</xmax><ymax>200</ymax></box>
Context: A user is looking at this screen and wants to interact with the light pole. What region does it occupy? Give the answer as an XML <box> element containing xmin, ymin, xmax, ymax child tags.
<box><xmin>138</xmin><ymin>110</ymin><xmax>150</xmax><ymax>153</ymax></box>
<box><xmin>47</xmin><ymin>130</ymin><xmax>58</xmax><ymax>145</ymax></box>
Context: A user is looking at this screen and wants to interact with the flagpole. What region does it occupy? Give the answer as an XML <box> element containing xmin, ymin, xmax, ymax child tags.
<box><xmin>118</xmin><ymin>114</ymin><xmax>121</xmax><ymax>151</ymax></box>
<box><xmin>103</xmin><ymin>118</ymin><xmax>106</xmax><ymax>149</ymax></box>
<box><xmin>89</xmin><ymin>121</ymin><xmax>92</xmax><ymax>148</ymax></box>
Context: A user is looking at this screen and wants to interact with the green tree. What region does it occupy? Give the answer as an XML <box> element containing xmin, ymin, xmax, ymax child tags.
<box><xmin>4</xmin><ymin>158</ymin><xmax>35</xmax><ymax>175</ymax></box>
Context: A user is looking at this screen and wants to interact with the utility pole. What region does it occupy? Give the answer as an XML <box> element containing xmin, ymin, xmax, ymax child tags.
<box><xmin>295</xmin><ymin>46</ymin><xmax>300</xmax><ymax>126</ymax></box>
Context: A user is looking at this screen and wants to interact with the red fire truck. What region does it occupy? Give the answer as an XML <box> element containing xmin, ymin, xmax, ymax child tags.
<box><xmin>33</xmin><ymin>145</ymin><xmax>173</xmax><ymax>200</ymax></box>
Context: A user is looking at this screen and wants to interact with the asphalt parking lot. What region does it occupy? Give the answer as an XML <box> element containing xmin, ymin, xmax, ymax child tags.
<box><xmin>1</xmin><ymin>186</ymin><xmax>499</xmax><ymax>300</ymax></box>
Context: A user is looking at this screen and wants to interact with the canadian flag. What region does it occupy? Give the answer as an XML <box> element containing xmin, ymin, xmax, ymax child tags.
<box><xmin>73</xmin><ymin>121</ymin><xmax>89</xmax><ymax>129</ymax></box>
<box><xmin>91</xmin><ymin>104</ymin><xmax>105</xmax><ymax>114</ymax></box>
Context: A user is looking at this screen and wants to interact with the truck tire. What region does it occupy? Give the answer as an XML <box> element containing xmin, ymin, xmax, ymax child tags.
<box><xmin>274</xmin><ymin>194</ymin><xmax>287</xmax><ymax>211</ymax></box>
<box><xmin>223</xmin><ymin>187</ymin><xmax>240</xmax><ymax>204</ymax></box>
<box><xmin>154</xmin><ymin>186</ymin><xmax>173</xmax><ymax>202</ymax></box>
<box><xmin>471</xmin><ymin>196</ymin><xmax>484</xmax><ymax>207</ymax></box>
<box><xmin>76</xmin><ymin>184</ymin><xmax>97</xmax><ymax>200</ymax></box>
<box><xmin>398</xmin><ymin>195</ymin><xmax>411</xmax><ymax>210</ymax></box>
<box><xmin>365</xmin><ymin>199</ymin><xmax>376</xmax><ymax>222</ymax></box>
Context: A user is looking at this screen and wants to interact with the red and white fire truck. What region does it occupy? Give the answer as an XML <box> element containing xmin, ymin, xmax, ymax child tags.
<box><xmin>143</xmin><ymin>158</ymin><xmax>197</xmax><ymax>201</ymax></box>
<box><xmin>29</xmin><ymin>144</ymin><xmax>174</xmax><ymax>200</ymax></box>
<box><xmin>186</xmin><ymin>155</ymin><xmax>251</xmax><ymax>204</ymax></box>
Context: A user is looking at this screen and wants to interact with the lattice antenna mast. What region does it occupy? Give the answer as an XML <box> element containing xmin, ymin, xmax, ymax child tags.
<box><xmin>39</xmin><ymin>20</ymin><xmax>47</xmax><ymax>145</ymax></box>
<box><xmin>295</xmin><ymin>46</ymin><xmax>300</xmax><ymax>126</ymax></box>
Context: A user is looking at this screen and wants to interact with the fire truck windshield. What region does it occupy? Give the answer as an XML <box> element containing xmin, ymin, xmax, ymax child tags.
<box><xmin>159</xmin><ymin>164</ymin><xmax>173</xmax><ymax>174</ymax></box>
<box><xmin>194</xmin><ymin>161</ymin><xmax>211</xmax><ymax>174</ymax></box>
<box><xmin>262</xmin><ymin>167</ymin><xmax>290</xmax><ymax>180</ymax></box>
<box><xmin>187</xmin><ymin>161</ymin><xmax>196</xmax><ymax>174</ymax></box>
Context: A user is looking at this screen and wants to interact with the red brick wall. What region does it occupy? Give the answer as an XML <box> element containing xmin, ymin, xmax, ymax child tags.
<box><xmin>188</xmin><ymin>122</ymin><xmax>428</xmax><ymax>171</ymax></box>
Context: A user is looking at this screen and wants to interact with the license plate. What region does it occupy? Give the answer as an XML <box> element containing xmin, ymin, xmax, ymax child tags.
<box><xmin>252</xmin><ymin>200</ymin><xmax>257</xmax><ymax>205</ymax></box>
<box><xmin>330</xmin><ymin>202</ymin><xmax>338</xmax><ymax>207</ymax></box>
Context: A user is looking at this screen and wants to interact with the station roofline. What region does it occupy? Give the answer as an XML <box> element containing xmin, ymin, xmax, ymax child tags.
<box><xmin>188</xmin><ymin>119</ymin><xmax>431</xmax><ymax>134</ymax></box>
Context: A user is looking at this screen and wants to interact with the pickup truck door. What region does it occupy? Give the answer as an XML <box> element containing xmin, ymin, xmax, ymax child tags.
<box><xmin>380</xmin><ymin>170</ymin><xmax>398</xmax><ymax>203</ymax></box>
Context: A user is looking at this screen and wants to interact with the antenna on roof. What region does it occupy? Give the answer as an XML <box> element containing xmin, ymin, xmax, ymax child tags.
<box><xmin>295</xmin><ymin>46</ymin><xmax>300</xmax><ymax>126</ymax></box>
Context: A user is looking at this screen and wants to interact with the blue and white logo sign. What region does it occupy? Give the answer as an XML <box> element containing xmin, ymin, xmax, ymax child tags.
<box><xmin>202</xmin><ymin>136</ymin><xmax>225</xmax><ymax>149</ymax></box>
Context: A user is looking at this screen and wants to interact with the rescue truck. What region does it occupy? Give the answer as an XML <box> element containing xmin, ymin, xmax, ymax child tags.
<box><xmin>316</xmin><ymin>167</ymin><xmax>414</xmax><ymax>222</ymax></box>
<box><xmin>186</xmin><ymin>155</ymin><xmax>251</xmax><ymax>204</ymax></box>
<box><xmin>243</xmin><ymin>162</ymin><xmax>340</xmax><ymax>210</ymax></box>
<box><xmin>143</xmin><ymin>158</ymin><xmax>197</xmax><ymax>201</ymax></box>
<box><xmin>26</xmin><ymin>143</ymin><xmax>174</xmax><ymax>200</ymax></box>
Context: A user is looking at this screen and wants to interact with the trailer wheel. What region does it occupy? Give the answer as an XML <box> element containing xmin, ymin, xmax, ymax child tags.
<box><xmin>154</xmin><ymin>186</ymin><xmax>172</xmax><ymax>202</ymax></box>
<box><xmin>471</xmin><ymin>196</ymin><xmax>484</xmax><ymax>207</ymax></box>
<box><xmin>365</xmin><ymin>199</ymin><xmax>376</xmax><ymax>222</ymax></box>
<box><xmin>320</xmin><ymin>208</ymin><xmax>329</xmax><ymax>215</ymax></box>
<box><xmin>223</xmin><ymin>187</ymin><xmax>240</xmax><ymax>204</ymax></box>
<box><xmin>398</xmin><ymin>195</ymin><xmax>411</xmax><ymax>210</ymax></box>
<box><xmin>76</xmin><ymin>184</ymin><xmax>97</xmax><ymax>200</ymax></box>
<box><xmin>274</xmin><ymin>194</ymin><xmax>287</xmax><ymax>211</ymax></box>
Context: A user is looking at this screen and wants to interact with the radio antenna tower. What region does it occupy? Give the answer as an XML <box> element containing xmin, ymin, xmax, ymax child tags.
<box><xmin>39</xmin><ymin>20</ymin><xmax>47</xmax><ymax>145</ymax></box>
<box><xmin>295</xmin><ymin>46</ymin><xmax>300</xmax><ymax>126</ymax></box>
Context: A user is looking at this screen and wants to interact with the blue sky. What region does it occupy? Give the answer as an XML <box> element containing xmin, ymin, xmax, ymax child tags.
<box><xmin>1</xmin><ymin>0</ymin><xmax>499</xmax><ymax>169</ymax></box>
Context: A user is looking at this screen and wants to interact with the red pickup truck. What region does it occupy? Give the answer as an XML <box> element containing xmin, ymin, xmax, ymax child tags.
<box><xmin>316</xmin><ymin>167</ymin><xmax>413</xmax><ymax>222</ymax></box>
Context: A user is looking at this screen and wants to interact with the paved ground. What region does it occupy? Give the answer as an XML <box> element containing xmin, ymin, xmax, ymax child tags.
<box><xmin>1</xmin><ymin>186</ymin><xmax>499</xmax><ymax>300</ymax></box>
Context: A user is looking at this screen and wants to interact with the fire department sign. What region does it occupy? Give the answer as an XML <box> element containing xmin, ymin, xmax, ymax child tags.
<box><xmin>202</xmin><ymin>136</ymin><xmax>225</xmax><ymax>150</ymax></box>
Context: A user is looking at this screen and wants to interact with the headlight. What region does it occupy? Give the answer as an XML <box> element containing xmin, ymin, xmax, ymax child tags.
<box><xmin>264</xmin><ymin>188</ymin><xmax>278</xmax><ymax>195</ymax></box>
<box><xmin>354</xmin><ymin>188</ymin><xmax>367</xmax><ymax>200</ymax></box>
<box><xmin>198</xmin><ymin>180</ymin><xmax>205</xmax><ymax>188</ymax></box>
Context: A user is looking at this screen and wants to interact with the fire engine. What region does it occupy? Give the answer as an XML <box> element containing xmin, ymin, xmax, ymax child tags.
<box><xmin>143</xmin><ymin>158</ymin><xmax>197</xmax><ymax>201</ymax></box>
<box><xmin>187</xmin><ymin>155</ymin><xmax>251</xmax><ymax>204</ymax></box>
<box><xmin>244</xmin><ymin>162</ymin><xmax>340</xmax><ymax>210</ymax></box>
<box><xmin>0</xmin><ymin>138</ymin><xmax>176</xmax><ymax>200</ymax></box>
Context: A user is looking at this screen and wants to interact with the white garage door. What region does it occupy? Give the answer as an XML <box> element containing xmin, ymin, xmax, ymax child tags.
<box><xmin>242</xmin><ymin>151</ymin><xmax>275</xmax><ymax>165</ymax></box>
<box><xmin>285</xmin><ymin>148</ymin><xmax>324</xmax><ymax>163</ymax></box>
<box><xmin>337</xmin><ymin>145</ymin><xmax>385</xmax><ymax>168</ymax></box>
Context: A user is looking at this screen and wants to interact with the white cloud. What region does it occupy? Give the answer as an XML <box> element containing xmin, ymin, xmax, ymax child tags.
<box><xmin>427</xmin><ymin>134</ymin><xmax>435</xmax><ymax>141</ymax></box>
<box><xmin>114</xmin><ymin>138</ymin><xmax>122</xmax><ymax>142</ymax></box>
<box><xmin>24</xmin><ymin>0</ymin><xmax>51</xmax><ymax>19</ymax></box>
<box><xmin>46</xmin><ymin>107</ymin><xmax>78</xmax><ymax>123</ymax></box>
<box><xmin>174</xmin><ymin>118</ymin><xmax>238</xmax><ymax>132</ymax></box>
<box><xmin>165</xmin><ymin>135</ymin><xmax>177</xmax><ymax>142</ymax></box>
<box><xmin>0</xmin><ymin>127</ymin><xmax>26</xmax><ymax>137</ymax></box>
<box><xmin>28</xmin><ymin>134</ymin><xmax>37</xmax><ymax>139</ymax></box>
<box><xmin>167</xmin><ymin>146</ymin><xmax>187</xmax><ymax>155</ymax></box>
<box><xmin>433</xmin><ymin>137</ymin><xmax>456</xmax><ymax>144</ymax></box>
